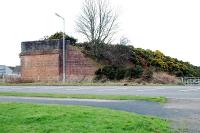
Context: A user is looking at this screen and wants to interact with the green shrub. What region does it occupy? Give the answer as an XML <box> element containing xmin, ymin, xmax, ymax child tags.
<box><xmin>95</xmin><ymin>65</ymin><xmax>144</xmax><ymax>80</ymax></box>
<box><xmin>124</xmin><ymin>68</ymin><xmax>132</xmax><ymax>79</ymax></box>
<box><xmin>131</xmin><ymin>65</ymin><xmax>144</xmax><ymax>78</ymax></box>
<box><xmin>101</xmin><ymin>65</ymin><xmax>116</xmax><ymax>80</ymax></box>
<box><xmin>115</xmin><ymin>67</ymin><xmax>126</xmax><ymax>80</ymax></box>
<box><xmin>174</xmin><ymin>70</ymin><xmax>184</xmax><ymax>77</ymax></box>
<box><xmin>95</xmin><ymin>65</ymin><xmax>127</xmax><ymax>80</ymax></box>
<box><xmin>48</xmin><ymin>32</ymin><xmax>77</xmax><ymax>44</ymax></box>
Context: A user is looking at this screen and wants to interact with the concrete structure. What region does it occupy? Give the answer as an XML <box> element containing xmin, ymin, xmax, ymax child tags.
<box><xmin>20</xmin><ymin>40</ymin><xmax>98</xmax><ymax>82</ymax></box>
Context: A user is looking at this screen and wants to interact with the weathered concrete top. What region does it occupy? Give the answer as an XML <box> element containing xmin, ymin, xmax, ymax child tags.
<box><xmin>20</xmin><ymin>39</ymin><xmax>70</xmax><ymax>55</ymax></box>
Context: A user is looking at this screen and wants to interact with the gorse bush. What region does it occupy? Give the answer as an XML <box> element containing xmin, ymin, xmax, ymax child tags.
<box><xmin>95</xmin><ymin>65</ymin><xmax>144</xmax><ymax>81</ymax></box>
<box><xmin>76</xmin><ymin>43</ymin><xmax>200</xmax><ymax>80</ymax></box>
<box><xmin>131</xmin><ymin>65</ymin><xmax>144</xmax><ymax>78</ymax></box>
<box><xmin>95</xmin><ymin>65</ymin><xmax>125</xmax><ymax>80</ymax></box>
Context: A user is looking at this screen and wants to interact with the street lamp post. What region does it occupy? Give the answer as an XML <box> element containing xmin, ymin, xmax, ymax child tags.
<box><xmin>55</xmin><ymin>13</ymin><xmax>66</xmax><ymax>82</ymax></box>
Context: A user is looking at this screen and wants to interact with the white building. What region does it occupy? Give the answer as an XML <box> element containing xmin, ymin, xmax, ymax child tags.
<box><xmin>0</xmin><ymin>65</ymin><xmax>13</xmax><ymax>76</ymax></box>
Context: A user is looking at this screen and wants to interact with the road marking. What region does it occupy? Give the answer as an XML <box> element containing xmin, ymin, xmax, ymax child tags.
<box><xmin>180</xmin><ymin>88</ymin><xmax>200</xmax><ymax>92</ymax></box>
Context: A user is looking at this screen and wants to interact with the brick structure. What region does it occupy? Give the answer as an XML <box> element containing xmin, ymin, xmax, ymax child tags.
<box><xmin>20</xmin><ymin>40</ymin><xmax>98</xmax><ymax>82</ymax></box>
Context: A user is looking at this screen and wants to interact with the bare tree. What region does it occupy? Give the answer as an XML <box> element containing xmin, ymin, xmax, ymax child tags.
<box><xmin>76</xmin><ymin>0</ymin><xmax>118</xmax><ymax>44</ymax></box>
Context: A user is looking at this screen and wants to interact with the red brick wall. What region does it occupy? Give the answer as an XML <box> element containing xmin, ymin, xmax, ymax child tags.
<box><xmin>65</xmin><ymin>46</ymin><xmax>99</xmax><ymax>82</ymax></box>
<box><xmin>21</xmin><ymin>53</ymin><xmax>60</xmax><ymax>82</ymax></box>
<box><xmin>20</xmin><ymin>46</ymin><xmax>99</xmax><ymax>82</ymax></box>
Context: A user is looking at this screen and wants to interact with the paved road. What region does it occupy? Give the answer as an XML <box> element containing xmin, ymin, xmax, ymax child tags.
<box><xmin>0</xmin><ymin>85</ymin><xmax>200</xmax><ymax>132</ymax></box>
<box><xmin>0</xmin><ymin>85</ymin><xmax>200</xmax><ymax>99</ymax></box>
<box><xmin>0</xmin><ymin>96</ymin><xmax>167</xmax><ymax>116</ymax></box>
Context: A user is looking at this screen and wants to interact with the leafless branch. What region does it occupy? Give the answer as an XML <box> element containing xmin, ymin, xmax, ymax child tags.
<box><xmin>76</xmin><ymin>0</ymin><xmax>118</xmax><ymax>44</ymax></box>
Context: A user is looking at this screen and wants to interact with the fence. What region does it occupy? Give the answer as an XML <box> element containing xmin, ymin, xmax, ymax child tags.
<box><xmin>0</xmin><ymin>75</ymin><xmax>21</xmax><ymax>83</ymax></box>
<box><xmin>182</xmin><ymin>77</ymin><xmax>200</xmax><ymax>86</ymax></box>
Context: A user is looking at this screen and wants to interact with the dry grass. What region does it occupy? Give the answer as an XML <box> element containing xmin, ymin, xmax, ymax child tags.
<box><xmin>152</xmin><ymin>72</ymin><xmax>181</xmax><ymax>84</ymax></box>
<box><xmin>0</xmin><ymin>72</ymin><xmax>182</xmax><ymax>86</ymax></box>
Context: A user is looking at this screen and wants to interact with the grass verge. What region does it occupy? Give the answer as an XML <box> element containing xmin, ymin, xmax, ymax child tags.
<box><xmin>0</xmin><ymin>82</ymin><xmax>181</xmax><ymax>86</ymax></box>
<box><xmin>0</xmin><ymin>82</ymin><xmax>127</xmax><ymax>86</ymax></box>
<box><xmin>0</xmin><ymin>92</ymin><xmax>167</xmax><ymax>103</ymax></box>
<box><xmin>0</xmin><ymin>103</ymin><xmax>171</xmax><ymax>133</ymax></box>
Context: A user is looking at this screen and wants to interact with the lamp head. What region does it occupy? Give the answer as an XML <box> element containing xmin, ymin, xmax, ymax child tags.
<box><xmin>55</xmin><ymin>13</ymin><xmax>61</xmax><ymax>17</ymax></box>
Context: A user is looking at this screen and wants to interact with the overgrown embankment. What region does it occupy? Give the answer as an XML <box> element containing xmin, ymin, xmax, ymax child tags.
<box><xmin>75</xmin><ymin>43</ymin><xmax>200</xmax><ymax>84</ymax></box>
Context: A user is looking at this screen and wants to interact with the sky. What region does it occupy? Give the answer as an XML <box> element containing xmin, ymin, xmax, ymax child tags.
<box><xmin>0</xmin><ymin>0</ymin><xmax>200</xmax><ymax>66</ymax></box>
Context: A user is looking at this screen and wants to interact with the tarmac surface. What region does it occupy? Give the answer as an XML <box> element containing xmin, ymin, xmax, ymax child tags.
<box><xmin>0</xmin><ymin>85</ymin><xmax>200</xmax><ymax>132</ymax></box>
<box><xmin>0</xmin><ymin>85</ymin><xmax>200</xmax><ymax>99</ymax></box>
